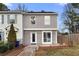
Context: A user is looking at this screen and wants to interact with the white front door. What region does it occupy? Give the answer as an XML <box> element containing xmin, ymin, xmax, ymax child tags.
<box><xmin>42</xmin><ymin>31</ymin><xmax>52</xmax><ymax>44</ymax></box>
<box><xmin>30</xmin><ymin>32</ymin><xmax>37</xmax><ymax>44</ymax></box>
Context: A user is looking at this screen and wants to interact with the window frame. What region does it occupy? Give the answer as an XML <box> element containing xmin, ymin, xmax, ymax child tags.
<box><xmin>0</xmin><ymin>15</ymin><xmax>4</xmax><ymax>24</ymax></box>
<box><xmin>44</xmin><ymin>16</ymin><xmax>50</xmax><ymax>25</ymax></box>
<box><xmin>8</xmin><ymin>14</ymin><xmax>17</xmax><ymax>24</ymax></box>
<box><xmin>42</xmin><ymin>31</ymin><xmax>52</xmax><ymax>44</ymax></box>
<box><xmin>30</xmin><ymin>32</ymin><xmax>37</xmax><ymax>43</ymax></box>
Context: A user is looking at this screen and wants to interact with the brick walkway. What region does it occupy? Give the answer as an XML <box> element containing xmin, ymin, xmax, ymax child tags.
<box><xmin>5</xmin><ymin>47</ymin><xmax>24</xmax><ymax>56</ymax></box>
<box><xmin>0</xmin><ymin>45</ymin><xmax>24</xmax><ymax>56</ymax></box>
<box><xmin>18</xmin><ymin>45</ymin><xmax>38</xmax><ymax>56</ymax></box>
<box><xmin>0</xmin><ymin>45</ymin><xmax>38</xmax><ymax>56</ymax></box>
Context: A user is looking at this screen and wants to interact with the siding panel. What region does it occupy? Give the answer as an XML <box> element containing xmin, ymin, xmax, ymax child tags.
<box><xmin>23</xmin><ymin>14</ymin><xmax>57</xmax><ymax>28</ymax></box>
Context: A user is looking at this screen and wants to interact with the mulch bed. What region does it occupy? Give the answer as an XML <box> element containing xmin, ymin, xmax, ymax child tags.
<box><xmin>0</xmin><ymin>44</ymin><xmax>25</xmax><ymax>56</ymax></box>
<box><xmin>39</xmin><ymin>45</ymin><xmax>68</xmax><ymax>49</ymax></box>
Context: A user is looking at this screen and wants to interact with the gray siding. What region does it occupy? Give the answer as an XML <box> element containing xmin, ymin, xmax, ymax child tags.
<box><xmin>23</xmin><ymin>30</ymin><xmax>57</xmax><ymax>45</ymax></box>
<box><xmin>23</xmin><ymin>14</ymin><xmax>57</xmax><ymax>28</ymax></box>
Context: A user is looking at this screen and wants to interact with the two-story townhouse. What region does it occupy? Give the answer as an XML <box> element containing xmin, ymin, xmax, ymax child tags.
<box><xmin>0</xmin><ymin>11</ymin><xmax>57</xmax><ymax>46</ymax></box>
<box><xmin>0</xmin><ymin>11</ymin><xmax>23</xmax><ymax>44</ymax></box>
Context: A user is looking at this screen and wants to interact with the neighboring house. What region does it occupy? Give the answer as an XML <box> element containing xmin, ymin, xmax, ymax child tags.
<box><xmin>0</xmin><ymin>11</ymin><xmax>57</xmax><ymax>46</ymax></box>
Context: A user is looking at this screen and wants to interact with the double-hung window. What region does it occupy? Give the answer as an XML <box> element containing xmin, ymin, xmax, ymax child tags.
<box><xmin>0</xmin><ymin>15</ymin><xmax>4</xmax><ymax>24</ymax></box>
<box><xmin>42</xmin><ymin>31</ymin><xmax>52</xmax><ymax>44</ymax></box>
<box><xmin>8</xmin><ymin>14</ymin><xmax>17</xmax><ymax>24</ymax></box>
<box><xmin>44</xmin><ymin>16</ymin><xmax>50</xmax><ymax>25</ymax></box>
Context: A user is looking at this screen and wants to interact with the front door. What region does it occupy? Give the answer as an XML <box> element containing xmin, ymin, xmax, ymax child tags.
<box><xmin>31</xmin><ymin>32</ymin><xmax>37</xmax><ymax>44</ymax></box>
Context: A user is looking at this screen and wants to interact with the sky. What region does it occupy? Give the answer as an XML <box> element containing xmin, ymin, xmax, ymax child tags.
<box><xmin>4</xmin><ymin>3</ymin><xmax>66</xmax><ymax>32</ymax></box>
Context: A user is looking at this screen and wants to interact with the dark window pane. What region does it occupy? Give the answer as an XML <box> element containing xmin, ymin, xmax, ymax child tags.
<box><xmin>31</xmin><ymin>16</ymin><xmax>35</xmax><ymax>24</ymax></box>
<box><xmin>47</xmin><ymin>32</ymin><xmax>51</xmax><ymax>38</ymax></box>
<box><xmin>44</xmin><ymin>32</ymin><xmax>47</xmax><ymax>42</ymax></box>
<box><xmin>32</xmin><ymin>33</ymin><xmax>35</xmax><ymax>42</ymax></box>
<box><xmin>2</xmin><ymin>15</ymin><xmax>4</xmax><ymax>24</ymax></box>
<box><xmin>31</xmin><ymin>20</ymin><xmax>35</xmax><ymax>24</ymax></box>
<box><xmin>47</xmin><ymin>32</ymin><xmax>51</xmax><ymax>42</ymax></box>
<box><xmin>43</xmin><ymin>32</ymin><xmax>51</xmax><ymax>42</ymax></box>
<box><xmin>0</xmin><ymin>33</ymin><xmax>1</xmax><ymax>41</ymax></box>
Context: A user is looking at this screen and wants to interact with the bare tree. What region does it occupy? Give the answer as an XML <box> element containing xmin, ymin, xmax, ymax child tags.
<box><xmin>62</xmin><ymin>3</ymin><xmax>79</xmax><ymax>33</ymax></box>
<box><xmin>61</xmin><ymin>3</ymin><xmax>79</xmax><ymax>47</ymax></box>
<box><xmin>16</xmin><ymin>3</ymin><xmax>28</xmax><ymax>11</ymax></box>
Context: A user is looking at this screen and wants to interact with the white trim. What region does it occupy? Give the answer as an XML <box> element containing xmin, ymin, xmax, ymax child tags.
<box><xmin>25</xmin><ymin>13</ymin><xmax>57</xmax><ymax>15</ymax></box>
<box><xmin>24</xmin><ymin>28</ymin><xmax>57</xmax><ymax>30</ymax></box>
<box><xmin>55</xmin><ymin>31</ymin><xmax>57</xmax><ymax>43</ymax></box>
<box><xmin>30</xmin><ymin>32</ymin><xmax>37</xmax><ymax>43</ymax></box>
<box><xmin>42</xmin><ymin>31</ymin><xmax>52</xmax><ymax>44</ymax></box>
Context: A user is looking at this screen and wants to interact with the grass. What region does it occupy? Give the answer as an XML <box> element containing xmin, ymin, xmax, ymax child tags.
<box><xmin>35</xmin><ymin>45</ymin><xmax>79</xmax><ymax>56</ymax></box>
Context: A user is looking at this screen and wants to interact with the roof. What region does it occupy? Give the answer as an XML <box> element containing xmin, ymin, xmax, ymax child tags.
<box><xmin>28</xmin><ymin>10</ymin><xmax>55</xmax><ymax>13</ymax></box>
<box><xmin>0</xmin><ymin>11</ymin><xmax>25</xmax><ymax>14</ymax></box>
<box><xmin>0</xmin><ymin>10</ymin><xmax>57</xmax><ymax>15</ymax></box>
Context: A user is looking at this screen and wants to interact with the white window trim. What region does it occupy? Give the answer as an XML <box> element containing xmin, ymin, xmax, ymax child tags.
<box><xmin>44</xmin><ymin>16</ymin><xmax>50</xmax><ymax>25</ymax></box>
<box><xmin>30</xmin><ymin>32</ymin><xmax>37</xmax><ymax>43</ymax></box>
<box><xmin>24</xmin><ymin>28</ymin><xmax>57</xmax><ymax>30</ymax></box>
<box><xmin>55</xmin><ymin>31</ymin><xmax>57</xmax><ymax>43</ymax></box>
<box><xmin>42</xmin><ymin>31</ymin><xmax>52</xmax><ymax>44</ymax></box>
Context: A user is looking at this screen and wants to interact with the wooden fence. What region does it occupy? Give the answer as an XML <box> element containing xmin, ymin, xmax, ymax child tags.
<box><xmin>57</xmin><ymin>34</ymin><xmax>79</xmax><ymax>46</ymax></box>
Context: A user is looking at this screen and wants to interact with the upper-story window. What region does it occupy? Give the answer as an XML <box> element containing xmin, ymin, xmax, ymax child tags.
<box><xmin>8</xmin><ymin>14</ymin><xmax>17</xmax><ymax>24</ymax></box>
<box><xmin>30</xmin><ymin>16</ymin><xmax>36</xmax><ymax>24</ymax></box>
<box><xmin>0</xmin><ymin>15</ymin><xmax>4</xmax><ymax>24</ymax></box>
<box><xmin>44</xmin><ymin>16</ymin><xmax>50</xmax><ymax>25</ymax></box>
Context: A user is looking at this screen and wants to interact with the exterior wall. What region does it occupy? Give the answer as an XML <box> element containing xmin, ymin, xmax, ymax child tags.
<box><xmin>23</xmin><ymin>14</ymin><xmax>57</xmax><ymax>45</ymax></box>
<box><xmin>0</xmin><ymin>14</ymin><xmax>23</xmax><ymax>44</ymax></box>
<box><xmin>0</xmin><ymin>12</ymin><xmax>57</xmax><ymax>45</ymax></box>
<box><xmin>23</xmin><ymin>14</ymin><xmax>57</xmax><ymax>29</ymax></box>
<box><xmin>23</xmin><ymin>30</ymin><xmax>57</xmax><ymax>45</ymax></box>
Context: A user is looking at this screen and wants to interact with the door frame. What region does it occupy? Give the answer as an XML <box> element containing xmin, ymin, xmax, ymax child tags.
<box><xmin>42</xmin><ymin>31</ymin><xmax>52</xmax><ymax>44</ymax></box>
<box><xmin>30</xmin><ymin>32</ymin><xmax>37</xmax><ymax>44</ymax></box>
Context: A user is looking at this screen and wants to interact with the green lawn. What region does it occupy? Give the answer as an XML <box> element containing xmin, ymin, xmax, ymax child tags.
<box><xmin>35</xmin><ymin>45</ymin><xmax>79</xmax><ymax>56</ymax></box>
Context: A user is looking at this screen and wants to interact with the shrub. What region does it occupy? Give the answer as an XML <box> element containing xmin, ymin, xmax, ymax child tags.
<box><xmin>0</xmin><ymin>45</ymin><xmax>8</xmax><ymax>53</ymax></box>
<box><xmin>7</xmin><ymin>24</ymin><xmax>17</xmax><ymax>47</ymax></box>
<box><xmin>8</xmin><ymin>43</ymin><xmax>14</xmax><ymax>50</ymax></box>
<box><xmin>0</xmin><ymin>41</ymin><xmax>4</xmax><ymax>46</ymax></box>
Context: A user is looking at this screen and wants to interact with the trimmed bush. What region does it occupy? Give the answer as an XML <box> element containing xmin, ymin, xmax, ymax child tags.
<box><xmin>0</xmin><ymin>42</ymin><xmax>16</xmax><ymax>53</ymax></box>
<box><xmin>0</xmin><ymin>45</ymin><xmax>8</xmax><ymax>53</ymax></box>
<box><xmin>8</xmin><ymin>43</ymin><xmax>14</xmax><ymax>50</ymax></box>
<box><xmin>7</xmin><ymin>24</ymin><xmax>17</xmax><ymax>47</ymax></box>
<box><xmin>0</xmin><ymin>41</ymin><xmax>4</xmax><ymax>46</ymax></box>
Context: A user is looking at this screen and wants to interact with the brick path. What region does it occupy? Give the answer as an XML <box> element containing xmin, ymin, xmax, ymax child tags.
<box><xmin>18</xmin><ymin>45</ymin><xmax>38</xmax><ymax>56</ymax></box>
<box><xmin>0</xmin><ymin>45</ymin><xmax>25</xmax><ymax>56</ymax></box>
